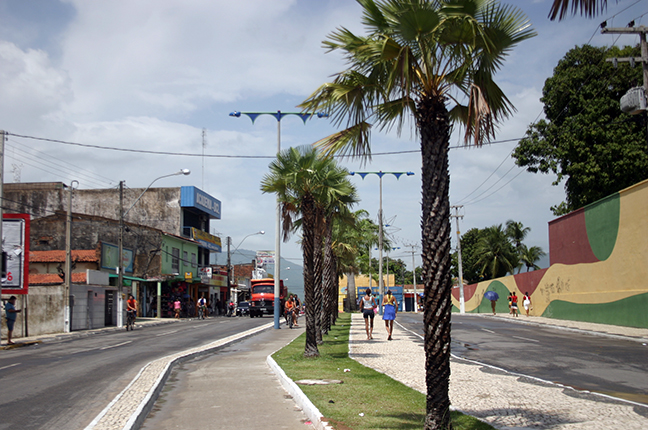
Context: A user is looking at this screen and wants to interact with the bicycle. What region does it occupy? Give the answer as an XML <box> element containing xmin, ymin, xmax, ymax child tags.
<box><xmin>126</xmin><ymin>310</ymin><xmax>135</xmax><ymax>331</ymax></box>
<box><xmin>198</xmin><ymin>306</ymin><xmax>206</xmax><ymax>320</ymax></box>
<box><xmin>285</xmin><ymin>309</ymin><xmax>293</xmax><ymax>329</ymax></box>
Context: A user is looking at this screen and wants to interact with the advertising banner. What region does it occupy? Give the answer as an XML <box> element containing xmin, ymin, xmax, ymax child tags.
<box><xmin>256</xmin><ymin>250</ymin><xmax>275</xmax><ymax>265</ymax></box>
<box><xmin>2</xmin><ymin>214</ymin><xmax>30</xmax><ymax>294</ymax></box>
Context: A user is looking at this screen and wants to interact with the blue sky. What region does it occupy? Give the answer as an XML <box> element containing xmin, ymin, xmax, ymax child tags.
<box><xmin>0</xmin><ymin>0</ymin><xmax>646</xmax><ymax>281</ymax></box>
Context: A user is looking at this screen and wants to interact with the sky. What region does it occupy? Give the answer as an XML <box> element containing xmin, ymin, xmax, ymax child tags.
<box><xmin>0</xmin><ymin>0</ymin><xmax>646</xmax><ymax>287</ymax></box>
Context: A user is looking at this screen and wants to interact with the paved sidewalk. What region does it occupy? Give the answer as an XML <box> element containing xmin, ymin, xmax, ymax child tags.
<box><xmin>348</xmin><ymin>313</ymin><xmax>648</xmax><ymax>430</ymax></box>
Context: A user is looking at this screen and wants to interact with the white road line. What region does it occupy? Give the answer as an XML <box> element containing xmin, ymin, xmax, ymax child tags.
<box><xmin>155</xmin><ymin>330</ymin><xmax>179</xmax><ymax>337</ymax></box>
<box><xmin>100</xmin><ymin>341</ymin><xmax>132</xmax><ymax>350</ymax></box>
<box><xmin>0</xmin><ymin>363</ymin><xmax>20</xmax><ymax>371</ymax></box>
<box><xmin>481</xmin><ymin>328</ymin><xmax>496</xmax><ymax>333</ymax></box>
<box><xmin>512</xmin><ymin>335</ymin><xmax>539</xmax><ymax>343</ymax></box>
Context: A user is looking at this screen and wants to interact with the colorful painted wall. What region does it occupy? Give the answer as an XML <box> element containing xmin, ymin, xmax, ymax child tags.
<box><xmin>452</xmin><ymin>179</ymin><xmax>648</xmax><ymax>328</ymax></box>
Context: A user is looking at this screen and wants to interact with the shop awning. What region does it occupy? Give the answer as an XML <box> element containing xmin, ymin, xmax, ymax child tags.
<box><xmin>108</xmin><ymin>274</ymin><xmax>151</xmax><ymax>282</ymax></box>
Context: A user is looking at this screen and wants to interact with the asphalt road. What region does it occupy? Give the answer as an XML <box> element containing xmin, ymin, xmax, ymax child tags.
<box><xmin>0</xmin><ymin>316</ymin><xmax>268</xmax><ymax>430</ymax></box>
<box><xmin>398</xmin><ymin>313</ymin><xmax>648</xmax><ymax>405</ymax></box>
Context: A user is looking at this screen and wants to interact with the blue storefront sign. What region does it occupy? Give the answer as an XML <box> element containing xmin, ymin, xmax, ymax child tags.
<box><xmin>180</xmin><ymin>186</ymin><xmax>221</xmax><ymax>219</ymax></box>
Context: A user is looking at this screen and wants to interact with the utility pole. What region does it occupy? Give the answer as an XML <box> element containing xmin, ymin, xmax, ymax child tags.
<box><xmin>602</xmin><ymin>25</ymin><xmax>648</xmax><ymax>147</ymax></box>
<box><xmin>405</xmin><ymin>244</ymin><xmax>419</xmax><ymax>313</ymax></box>
<box><xmin>117</xmin><ymin>181</ymin><xmax>124</xmax><ymax>328</ymax></box>
<box><xmin>226</xmin><ymin>236</ymin><xmax>232</xmax><ymax>292</ymax></box>
<box><xmin>0</xmin><ymin>131</ymin><xmax>4</xmax><ymax>341</ymax></box>
<box><xmin>450</xmin><ymin>205</ymin><xmax>465</xmax><ymax>313</ymax></box>
<box><xmin>64</xmin><ymin>181</ymin><xmax>77</xmax><ymax>333</ymax></box>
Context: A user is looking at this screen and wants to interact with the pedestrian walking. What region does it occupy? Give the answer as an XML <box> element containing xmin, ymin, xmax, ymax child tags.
<box><xmin>360</xmin><ymin>288</ymin><xmax>377</xmax><ymax>339</ymax></box>
<box><xmin>4</xmin><ymin>296</ymin><xmax>22</xmax><ymax>345</ymax></box>
<box><xmin>511</xmin><ymin>292</ymin><xmax>519</xmax><ymax>317</ymax></box>
<box><xmin>174</xmin><ymin>298</ymin><xmax>182</xmax><ymax>319</ymax></box>
<box><xmin>490</xmin><ymin>298</ymin><xmax>497</xmax><ymax>315</ymax></box>
<box><xmin>523</xmin><ymin>292</ymin><xmax>532</xmax><ymax>316</ymax></box>
<box><xmin>507</xmin><ymin>293</ymin><xmax>512</xmax><ymax>314</ymax></box>
<box><xmin>382</xmin><ymin>290</ymin><xmax>397</xmax><ymax>340</ymax></box>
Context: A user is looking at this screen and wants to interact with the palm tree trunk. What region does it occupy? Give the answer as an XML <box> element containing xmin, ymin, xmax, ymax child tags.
<box><xmin>322</xmin><ymin>217</ymin><xmax>335</xmax><ymax>334</ymax></box>
<box><xmin>418</xmin><ymin>96</ymin><xmax>453</xmax><ymax>430</ymax></box>
<box><xmin>331</xmin><ymin>255</ymin><xmax>339</xmax><ymax>326</ymax></box>
<box><xmin>302</xmin><ymin>198</ymin><xmax>319</xmax><ymax>357</ymax></box>
<box><xmin>313</xmin><ymin>221</ymin><xmax>324</xmax><ymax>345</ymax></box>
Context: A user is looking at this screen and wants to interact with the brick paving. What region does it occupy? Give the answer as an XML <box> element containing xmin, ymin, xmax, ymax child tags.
<box><xmin>348</xmin><ymin>313</ymin><xmax>648</xmax><ymax>430</ymax></box>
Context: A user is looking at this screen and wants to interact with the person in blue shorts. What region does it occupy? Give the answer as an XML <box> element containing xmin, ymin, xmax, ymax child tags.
<box><xmin>382</xmin><ymin>290</ymin><xmax>398</xmax><ymax>340</ymax></box>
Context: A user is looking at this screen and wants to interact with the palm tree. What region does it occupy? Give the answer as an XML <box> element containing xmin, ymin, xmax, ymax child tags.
<box><xmin>520</xmin><ymin>244</ymin><xmax>546</xmax><ymax>272</ymax></box>
<box><xmin>475</xmin><ymin>224</ymin><xmax>519</xmax><ymax>280</ymax></box>
<box><xmin>300</xmin><ymin>2</ymin><xmax>535</xmax><ymax>425</ymax></box>
<box><xmin>261</xmin><ymin>146</ymin><xmax>353</xmax><ymax>357</ymax></box>
<box><xmin>505</xmin><ymin>220</ymin><xmax>530</xmax><ymax>273</ymax></box>
<box><xmin>549</xmin><ymin>0</ymin><xmax>607</xmax><ymax>21</ymax></box>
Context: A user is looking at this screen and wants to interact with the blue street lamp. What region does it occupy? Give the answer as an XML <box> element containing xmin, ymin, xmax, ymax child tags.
<box><xmin>230</xmin><ymin>110</ymin><xmax>328</xmax><ymax>329</ymax></box>
<box><xmin>350</xmin><ymin>171</ymin><xmax>414</xmax><ymax>314</ymax></box>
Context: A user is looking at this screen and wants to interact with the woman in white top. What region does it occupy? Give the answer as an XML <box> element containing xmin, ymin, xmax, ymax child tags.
<box><xmin>360</xmin><ymin>288</ymin><xmax>377</xmax><ymax>339</ymax></box>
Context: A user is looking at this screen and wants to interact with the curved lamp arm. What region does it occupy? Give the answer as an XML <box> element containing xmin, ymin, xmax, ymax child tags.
<box><xmin>124</xmin><ymin>169</ymin><xmax>190</xmax><ymax>217</ymax></box>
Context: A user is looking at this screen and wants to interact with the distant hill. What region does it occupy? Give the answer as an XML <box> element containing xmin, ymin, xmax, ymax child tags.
<box><xmin>211</xmin><ymin>249</ymin><xmax>304</xmax><ymax>299</ymax></box>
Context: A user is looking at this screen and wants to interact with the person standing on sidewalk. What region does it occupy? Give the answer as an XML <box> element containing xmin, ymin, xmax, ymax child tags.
<box><xmin>4</xmin><ymin>296</ymin><xmax>22</xmax><ymax>345</ymax></box>
<box><xmin>523</xmin><ymin>292</ymin><xmax>532</xmax><ymax>316</ymax></box>
<box><xmin>382</xmin><ymin>290</ymin><xmax>397</xmax><ymax>340</ymax></box>
<box><xmin>361</xmin><ymin>288</ymin><xmax>377</xmax><ymax>339</ymax></box>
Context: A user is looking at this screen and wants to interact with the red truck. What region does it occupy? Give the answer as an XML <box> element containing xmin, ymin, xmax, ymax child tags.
<box><xmin>249</xmin><ymin>278</ymin><xmax>286</xmax><ymax>318</ymax></box>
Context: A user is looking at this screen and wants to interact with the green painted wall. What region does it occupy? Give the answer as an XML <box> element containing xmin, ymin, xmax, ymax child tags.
<box><xmin>584</xmin><ymin>193</ymin><xmax>620</xmax><ymax>261</ymax></box>
<box><xmin>542</xmin><ymin>292</ymin><xmax>648</xmax><ymax>328</ymax></box>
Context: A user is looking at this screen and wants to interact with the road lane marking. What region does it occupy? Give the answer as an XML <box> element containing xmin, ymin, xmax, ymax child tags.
<box><xmin>0</xmin><ymin>363</ymin><xmax>20</xmax><ymax>371</ymax></box>
<box><xmin>100</xmin><ymin>341</ymin><xmax>132</xmax><ymax>350</ymax></box>
<box><xmin>481</xmin><ymin>328</ymin><xmax>495</xmax><ymax>333</ymax></box>
<box><xmin>512</xmin><ymin>335</ymin><xmax>539</xmax><ymax>343</ymax></box>
<box><xmin>156</xmin><ymin>330</ymin><xmax>179</xmax><ymax>337</ymax></box>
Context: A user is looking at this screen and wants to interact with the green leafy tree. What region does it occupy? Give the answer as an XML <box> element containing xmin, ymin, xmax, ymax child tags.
<box><xmin>513</xmin><ymin>44</ymin><xmax>648</xmax><ymax>216</ymax></box>
<box><xmin>298</xmin><ymin>1</ymin><xmax>535</xmax><ymax>427</ymax></box>
<box><xmin>452</xmin><ymin>227</ymin><xmax>487</xmax><ymax>284</ymax></box>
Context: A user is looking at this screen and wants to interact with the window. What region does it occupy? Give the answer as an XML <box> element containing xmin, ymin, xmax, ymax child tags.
<box><xmin>191</xmin><ymin>253</ymin><xmax>197</xmax><ymax>268</ymax></box>
<box><xmin>183</xmin><ymin>251</ymin><xmax>188</xmax><ymax>268</ymax></box>
<box><xmin>172</xmin><ymin>248</ymin><xmax>180</xmax><ymax>272</ymax></box>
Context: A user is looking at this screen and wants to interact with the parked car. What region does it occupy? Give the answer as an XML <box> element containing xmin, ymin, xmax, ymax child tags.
<box><xmin>236</xmin><ymin>301</ymin><xmax>250</xmax><ymax>317</ymax></box>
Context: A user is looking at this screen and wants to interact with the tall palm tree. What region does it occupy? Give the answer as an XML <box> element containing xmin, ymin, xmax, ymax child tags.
<box><xmin>475</xmin><ymin>224</ymin><xmax>518</xmax><ymax>279</ymax></box>
<box><xmin>520</xmin><ymin>244</ymin><xmax>546</xmax><ymax>272</ymax></box>
<box><xmin>261</xmin><ymin>146</ymin><xmax>353</xmax><ymax>357</ymax></box>
<box><xmin>299</xmin><ymin>1</ymin><xmax>535</xmax><ymax>426</ymax></box>
<box><xmin>505</xmin><ymin>220</ymin><xmax>530</xmax><ymax>273</ymax></box>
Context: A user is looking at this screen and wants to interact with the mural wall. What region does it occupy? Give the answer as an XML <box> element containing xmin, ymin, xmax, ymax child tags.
<box><xmin>452</xmin><ymin>179</ymin><xmax>648</xmax><ymax>328</ymax></box>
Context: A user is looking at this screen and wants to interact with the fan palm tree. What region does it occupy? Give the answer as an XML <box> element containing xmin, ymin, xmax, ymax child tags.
<box><xmin>475</xmin><ymin>224</ymin><xmax>519</xmax><ymax>279</ymax></box>
<box><xmin>520</xmin><ymin>244</ymin><xmax>546</xmax><ymax>272</ymax></box>
<box><xmin>505</xmin><ymin>220</ymin><xmax>530</xmax><ymax>273</ymax></box>
<box><xmin>261</xmin><ymin>146</ymin><xmax>354</xmax><ymax>357</ymax></box>
<box><xmin>299</xmin><ymin>1</ymin><xmax>535</xmax><ymax>425</ymax></box>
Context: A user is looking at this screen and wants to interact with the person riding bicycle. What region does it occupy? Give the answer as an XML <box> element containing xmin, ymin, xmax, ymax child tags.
<box><xmin>197</xmin><ymin>294</ymin><xmax>207</xmax><ymax>319</ymax></box>
<box><xmin>284</xmin><ymin>296</ymin><xmax>295</xmax><ymax>326</ymax></box>
<box><xmin>126</xmin><ymin>294</ymin><xmax>137</xmax><ymax>326</ymax></box>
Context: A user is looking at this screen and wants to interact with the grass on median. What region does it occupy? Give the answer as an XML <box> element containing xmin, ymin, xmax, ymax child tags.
<box><xmin>272</xmin><ymin>313</ymin><xmax>494</xmax><ymax>430</ymax></box>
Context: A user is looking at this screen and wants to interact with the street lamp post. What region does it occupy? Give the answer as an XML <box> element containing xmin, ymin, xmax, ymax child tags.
<box><xmin>228</xmin><ymin>230</ymin><xmax>264</xmax><ymax>304</ymax></box>
<box><xmin>230</xmin><ymin>110</ymin><xmax>327</xmax><ymax>329</ymax></box>
<box><xmin>350</xmin><ymin>171</ymin><xmax>414</xmax><ymax>314</ymax></box>
<box><xmin>117</xmin><ymin>169</ymin><xmax>190</xmax><ymax>327</ymax></box>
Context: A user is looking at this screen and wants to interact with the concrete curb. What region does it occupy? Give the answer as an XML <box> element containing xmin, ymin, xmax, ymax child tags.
<box><xmin>85</xmin><ymin>321</ymin><xmax>274</xmax><ymax>430</ymax></box>
<box><xmin>267</xmin><ymin>354</ymin><xmax>334</xmax><ymax>430</ymax></box>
